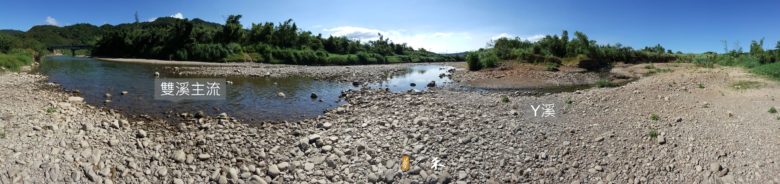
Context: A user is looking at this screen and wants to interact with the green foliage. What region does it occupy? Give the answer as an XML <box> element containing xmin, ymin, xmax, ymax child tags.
<box><xmin>595</xmin><ymin>79</ymin><xmax>616</xmax><ymax>88</ymax></box>
<box><xmin>697</xmin><ymin>83</ymin><xmax>705</xmax><ymax>89</ymax></box>
<box><xmin>751</xmin><ymin>62</ymin><xmax>780</xmax><ymax>80</ymax></box>
<box><xmin>0</xmin><ymin>49</ymin><xmax>35</xmax><ymax>71</ymax></box>
<box><xmin>90</xmin><ymin>15</ymin><xmax>458</xmax><ymax>65</ymax></box>
<box><xmin>480</xmin><ymin>51</ymin><xmax>499</xmax><ymax>68</ymax></box>
<box><xmin>650</xmin><ymin>113</ymin><xmax>659</xmax><ymax>121</ymax></box>
<box><xmin>466</xmin><ymin>52</ymin><xmax>482</xmax><ymax>71</ymax></box>
<box><xmin>500</xmin><ymin>95</ymin><xmax>509</xmax><ymax>103</ymax></box>
<box><xmin>544</xmin><ymin>62</ymin><xmax>560</xmax><ymax>71</ymax></box>
<box><xmin>485</xmin><ymin>30</ymin><xmax>676</xmax><ymax>71</ymax></box>
<box><xmin>770</xmin><ymin>107</ymin><xmax>777</xmax><ymax>114</ymax></box>
<box><xmin>730</xmin><ymin>80</ymin><xmax>764</xmax><ymax>90</ymax></box>
<box><xmin>648</xmin><ymin>129</ymin><xmax>658</xmax><ymax>139</ymax></box>
<box><xmin>46</xmin><ymin>107</ymin><xmax>58</xmax><ymax>114</ymax></box>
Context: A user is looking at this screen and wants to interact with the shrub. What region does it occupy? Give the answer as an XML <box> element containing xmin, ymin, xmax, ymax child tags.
<box><xmin>578</xmin><ymin>58</ymin><xmax>610</xmax><ymax>71</ymax></box>
<box><xmin>224</xmin><ymin>52</ymin><xmax>252</xmax><ymax>62</ymax></box>
<box><xmin>544</xmin><ymin>62</ymin><xmax>560</xmax><ymax>71</ymax></box>
<box><xmin>752</xmin><ymin>62</ymin><xmax>780</xmax><ymax>80</ymax></box>
<box><xmin>770</xmin><ymin>107</ymin><xmax>777</xmax><ymax>114</ymax></box>
<box><xmin>0</xmin><ymin>50</ymin><xmax>35</xmax><ymax>71</ymax></box>
<box><xmin>648</xmin><ymin>129</ymin><xmax>658</xmax><ymax>139</ymax></box>
<box><xmin>595</xmin><ymin>79</ymin><xmax>616</xmax><ymax>88</ymax></box>
<box><xmin>650</xmin><ymin>113</ymin><xmax>659</xmax><ymax>121</ymax></box>
<box><xmin>480</xmin><ymin>51</ymin><xmax>499</xmax><ymax>68</ymax></box>
<box><xmin>466</xmin><ymin>52</ymin><xmax>482</xmax><ymax>71</ymax></box>
<box><xmin>500</xmin><ymin>95</ymin><xmax>509</xmax><ymax>103</ymax></box>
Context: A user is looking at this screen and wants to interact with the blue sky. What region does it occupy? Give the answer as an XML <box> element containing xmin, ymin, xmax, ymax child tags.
<box><xmin>2</xmin><ymin>0</ymin><xmax>780</xmax><ymax>53</ymax></box>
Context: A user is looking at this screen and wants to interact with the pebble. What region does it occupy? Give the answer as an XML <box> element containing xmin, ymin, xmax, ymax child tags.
<box><xmin>67</xmin><ymin>96</ymin><xmax>84</xmax><ymax>103</ymax></box>
<box><xmin>136</xmin><ymin>130</ymin><xmax>147</xmax><ymax>138</ymax></box>
<box><xmin>268</xmin><ymin>164</ymin><xmax>281</xmax><ymax>177</ymax></box>
<box><xmin>710</xmin><ymin>163</ymin><xmax>722</xmax><ymax>172</ymax></box>
<box><xmin>198</xmin><ymin>154</ymin><xmax>211</xmax><ymax>160</ymax></box>
<box><xmin>657</xmin><ymin>136</ymin><xmax>666</xmax><ymax>145</ymax></box>
<box><xmin>304</xmin><ymin>163</ymin><xmax>315</xmax><ymax>171</ymax></box>
<box><xmin>277</xmin><ymin>162</ymin><xmax>290</xmax><ymax>171</ymax></box>
<box><xmin>173</xmin><ymin>150</ymin><xmax>186</xmax><ymax>163</ymax></box>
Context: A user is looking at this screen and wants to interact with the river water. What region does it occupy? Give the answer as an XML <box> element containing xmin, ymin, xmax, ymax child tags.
<box><xmin>37</xmin><ymin>56</ymin><xmax>454</xmax><ymax>122</ymax></box>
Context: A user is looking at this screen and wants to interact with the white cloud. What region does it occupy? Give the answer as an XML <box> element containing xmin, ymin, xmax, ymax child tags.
<box><xmin>491</xmin><ymin>33</ymin><xmax>546</xmax><ymax>42</ymax></box>
<box><xmin>148</xmin><ymin>12</ymin><xmax>185</xmax><ymax>22</ymax></box>
<box><xmin>45</xmin><ymin>16</ymin><xmax>58</xmax><ymax>26</ymax></box>
<box><xmin>323</xmin><ymin>26</ymin><xmax>480</xmax><ymax>53</ymax></box>
<box><xmin>171</xmin><ymin>12</ymin><xmax>184</xmax><ymax>19</ymax></box>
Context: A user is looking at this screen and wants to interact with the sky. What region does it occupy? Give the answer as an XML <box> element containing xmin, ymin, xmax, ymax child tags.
<box><xmin>2</xmin><ymin>0</ymin><xmax>780</xmax><ymax>53</ymax></box>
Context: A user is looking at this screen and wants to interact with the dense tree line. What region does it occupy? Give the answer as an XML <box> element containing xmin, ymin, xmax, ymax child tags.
<box><xmin>92</xmin><ymin>15</ymin><xmax>459</xmax><ymax>64</ymax></box>
<box><xmin>473</xmin><ymin>31</ymin><xmax>678</xmax><ymax>71</ymax></box>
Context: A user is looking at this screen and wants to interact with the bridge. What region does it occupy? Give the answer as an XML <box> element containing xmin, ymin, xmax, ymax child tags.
<box><xmin>47</xmin><ymin>45</ymin><xmax>93</xmax><ymax>56</ymax></box>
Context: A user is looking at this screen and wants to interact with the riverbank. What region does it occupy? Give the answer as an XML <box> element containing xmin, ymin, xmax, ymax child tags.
<box><xmin>2</xmin><ymin>64</ymin><xmax>780</xmax><ymax>183</ymax></box>
<box><xmin>97</xmin><ymin>57</ymin><xmax>462</xmax><ymax>83</ymax></box>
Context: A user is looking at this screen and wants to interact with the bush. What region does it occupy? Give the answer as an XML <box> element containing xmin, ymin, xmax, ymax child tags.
<box><xmin>480</xmin><ymin>51</ymin><xmax>499</xmax><ymax>68</ymax></box>
<box><xmin>578</xmin><ymin>58</ymin><xmax>610</xmax><ymax>71</ymax></box>
<box><xmin>224</xmin><ymin>52</ymin><xmax>252</xmax><ymax>62</ymax></box>
<box><xmin>752</xmin><ymin>62</ymin><xmax>780</xmax><ymax>80</ymax></box>
<box><xmin>595</xmin><ymin>79</ymin><xmax>616</xmax><ymax>88</ymax></box>
<box><xmin>0</xmin><ymin>49</ymin><xmax>35</xmax><ymax>71</ymax></box>
<box><xmin>544</xmin><ymin>62</ymin><xmax>560</xmax><ymax>71</ymax></box>
<box><xmin>466</xmin><ymin>52</ymin><xmax>482</xmax><ymax>71</ymax></box>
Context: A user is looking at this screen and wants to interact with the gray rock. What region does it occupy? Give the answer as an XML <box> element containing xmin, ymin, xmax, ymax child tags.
<box><xmin>81</xmin><ymin>164</ymin><xmax>98</xmax><ymax>182</ymax></box>
<box><xmin>322</xmin><ymin>145</ymin><xmax>333</xmax><ymax>152</ymax></box>
<box><xmin>709</xmin><ymin>163</ymin><xmax>722</xmax><ymax>172</ymax></box>
<box><xmin>68</xmin><ymin>96</ymin><xmax>84</xmax><ymax>103</ymax></box>
<box><xmin>173</xmin><ymin>150</ymin><xmax>186</xmax><ymax>163</ymax></box>
<box><xmin>458</xmin><ymin>171</ymin><xmax>467</xmax><ymax>180</ymax></box>
<box><xmin>110</xmin><ymin>120</ymin><xmax>120</xmax><ymax>129</ymax></box>
<box><xmin>173</xmin><ymin>178</ymin><xmax>184</xmax><ymax>184</ymax></box>
<box><xmin>308</xmin><ymin>134</ymin><xmax>321</xmax><ymax>143</ymax></box>
<box><xmin>657</xmin><ymin>136</ymin><xmax>666</xmax><ymax>145</ymax></box>
<box><xmin>157</xmin><ymin>167</ymin><xmax>168</xmax><ymax>177</ymax></box>
<box><xmin>322</xmin><ymin>122</ymin><xmax>333</xmax><ymax>129</ymax></box>
<box><xmin>367</xmin><ymin>173</ymin><xmax>379</xmax><ymax>182</ymax></box>
<box><xmin>267</xmin><ymin>164</ymin><xmax>281</xmax><ymax>177</ymax></box>
<box><xmin>121</xmin><ymin>91</ymin><xmax>128</xmax><ymax>95</ymax></box>
<box><xmin>277</xmin><ymin>162</ymin><xmax>290</xmax><ymax>171</ymax></box>
<box><xmin>218</xmin><ymin>175</ymin><xmax>228</xmax><ymax>184</ymax></box>
<box><xmin>595</xmin><ymin>136</ymin><xmax>605</xmax><ymax>142</ymax></box>
<box><xmin>304</xmin><ymin>163</ymin><xmax>315</xmax><ymax>171</ymax></box>
<box><xmin>136</xmin><ymin>130</ymin><xmax>147</xmax><ymax>138</ymax></box>
<box><xmin>228</xmin><ymin>167</ymin><xmax>239</xmax><ymax>179</ymax></box>
<box><xmin>198</xmin><ymin>153</ymin><xmax>211</xmax><ymax>161</ymax></box>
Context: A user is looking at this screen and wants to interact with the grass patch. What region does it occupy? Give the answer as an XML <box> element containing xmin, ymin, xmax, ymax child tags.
<box><xmin>730</xmin><ymin>80</ymin><xmax>764</xmax><ymax>90</ymax></box>
<box><xmin>769</xmin><ymin>107</ymin><xmax>777</xmax><ymax>114</ymax></box>
<box><xmin>648</xmin><ymin>129</ymin><xmax>658</xmax><ymax>139</ymax></box>
<box><xmin>751</xmin><ymin>62</ymin><xmax>780</xmax><ymax>81</ymax></box>
<box><xmin>45</xmin><ymin>107</ymin><xmax>57</xmax><ymax>114</ymax></box>
<box><xmin>644</xmin><ymin>64</ymin><xmax>656</xmax><ymax>69</ymax></box>
<box><xmin>544</xmin><ymin>62</ymin><xmax>560</xmax><ymax>71</ymax></box>
<box><xmin>500</xmin><ymin>95</ymin><xmax>510</xmax><ymax>103</ymax></box>
<box><xmin>595</xmin><ymin>79</ymin><xmax>617</xmax><ymax>88</ymax></box>
<box><xmin>697</xmin><ymin>83</ymin><xmax>705</xmax><ymax>89</ymax></box>
<box><xmin>0</xmin><ymin>51</ymin><xmax>34</xmax><ymax>71</ymax></box>
<box><xmin>650</xmin><ymin>113</ymin><xmax>659</xmax><ymax>121</ymax></box>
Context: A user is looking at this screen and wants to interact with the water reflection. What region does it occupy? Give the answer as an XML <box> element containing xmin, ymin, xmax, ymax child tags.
<box><xmin>37</xmin><ymin>56</ymin><xmax>453</xmax><ymax>122</ymax></box>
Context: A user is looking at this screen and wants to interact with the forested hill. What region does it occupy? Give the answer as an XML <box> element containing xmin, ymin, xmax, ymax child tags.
<box><xmin>91</xmin><ymin>15</ymin><xmax>459</xmax><ymax>64</ymax></box>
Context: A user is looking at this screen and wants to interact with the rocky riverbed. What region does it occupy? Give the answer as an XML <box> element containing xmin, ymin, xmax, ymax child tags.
<box><xmin>173</xmin><ymin>62</ymin><xmax>462</xmax><ymax>83</ymax></box>
<box><xmin>2</xmin><ymin>63</ymin><xmax>780</xmax><ymax>183</ymax></box>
